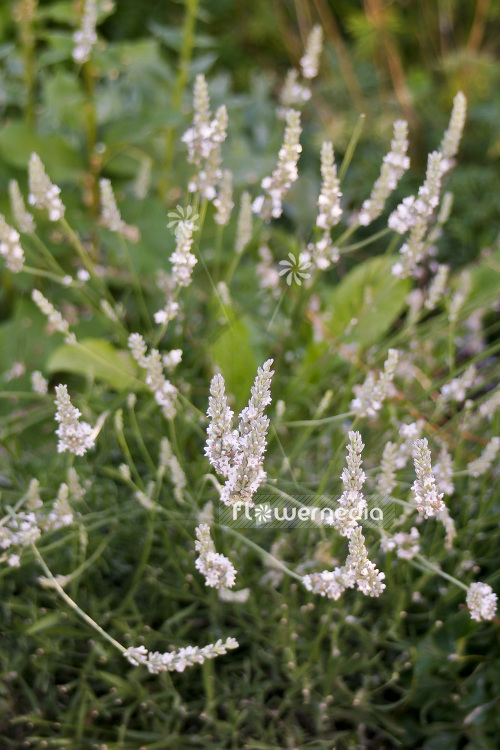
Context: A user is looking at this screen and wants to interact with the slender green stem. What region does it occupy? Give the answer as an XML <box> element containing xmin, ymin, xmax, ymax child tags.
<box><xmin>59</xmin><ymin>217</ymin><xmax>99</xmax><ymax>280</ymax></box>
<box><xmin>118</xmin><ymin>234</ymin><xmax>152</xmax><ymax>332</ymax></box>
<box><xmin>340</xmin><ymin>227</ymin><xmax>392</xmax><ymax>254</ymax></box>
<box><xmin>83</xmin><ymin>60</ymin><xmax>99</xmax><ymax>218</ymax></box>
<box><xmin>114</xmin><ymin>411</ymin><xmax>145</xmax><ymax>490</ymax></box>
<box><xmin>221</xmin><ymin>526</ymin><xmax>302</xmax><ymax>581</ymax></box>
<box><xmin>29</xmin><ymin>233</ymin><xmax>67</xmax><ymax>276</ymax></box>
<box><xmin>448</xmin><ymin>321</ymin><xmax>456</xmax><ymax>375</ymax></box>
<box><xmin>22</xmin><ymin>265</ymin><xmax>68</xmax><ymax>283</ymax></box>
<box><xmin>160</xmin><ymin>0</ymin><xmax>199</xmax><ymax>198</ymax></box>
<box><xmin>32</xmin><ymin>544</ymin><xmax>126</xmax><ymax>653</ymax></box>
<box><xmin>285</xmin><ymin>411</ymin><xmax>355</xmax><ymax>428</ymax></box>
<box><xmin>128</xmin><ymin>401</ymin><xmax>156</xmax><ymax>473</ymax></box>
<box><xmin>412</xmin><ymin>553</ymin><xmax>468</xmax><ymax>591</ymax></box>
<box><xmin>338</xmin><ymin>113</ymin><xmax>365</xmax><ymax>182</ymax></box>
<box><xmin>317</xmin><ymin>416</ymin><xmax>359</xmax><ymax>497</ymax></box>
<box><xmin>215</xmin><ymin>222</ymin><xmax>224</xmax><ymax>280</ymax></box>
<box><xmin>119</xmin><ymin>510</ymin><xmax>156</xmax><ymax>610</ymax></box>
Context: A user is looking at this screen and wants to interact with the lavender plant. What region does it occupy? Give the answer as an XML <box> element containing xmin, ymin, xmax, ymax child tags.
<box><xmin>0</xmin><ymin>4</ymin><xmax>499</xmax><ymax>748</ymax></box>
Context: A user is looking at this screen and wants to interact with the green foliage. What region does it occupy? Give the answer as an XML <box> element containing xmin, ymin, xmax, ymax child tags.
<box><xmin>0</xmin><ymin>2</ymin><xmax>499</xmax><ymax>750</ymax></box>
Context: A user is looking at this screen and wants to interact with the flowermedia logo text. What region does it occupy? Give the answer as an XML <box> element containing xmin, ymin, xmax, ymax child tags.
<box><xmin>217</xmin><ymin>494</ymin><xmax>395</xmax><ymax>529</ymax></box>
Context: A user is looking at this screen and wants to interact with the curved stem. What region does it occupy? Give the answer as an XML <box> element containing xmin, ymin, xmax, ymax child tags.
<box><xmin>221</xmin><ymin>526</ymin><xmax>302</xmax><ymax>581</ymax></box>
<box><xmin>32</xmin><ymin>544</ymin><xmax>126</xmax><ymax>653</ymax></box>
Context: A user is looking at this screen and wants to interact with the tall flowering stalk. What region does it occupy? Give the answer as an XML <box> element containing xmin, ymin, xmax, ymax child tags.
<box><xmin>300</xmin><ymin>25</ymin><xmax>323</xmax><ymax>79</ymax></box>
<box><xmin>303</xmin><ymin>431</ymin><xmax>385</xmax><ymax>600</ymax></box>
<box><xmin>389</xmin><ymin>93</ymin><xmax>467</xmax><ymax>278</ymax></box>
<box><xmin>279</xmin><ymin>69</ymin><xmax>311</xmax><ymax>110</ymax></box>
<box><xmin>411</xmin><ymin>439</ymin><xmax>444</xmax><ymax>518</ymax></box>
<box><xmin>182</xmin><ymin>74</ymin><xmax>228</xmax><ymax>200</ymax></box>
<box><xmin>310</xmin><ymin>141</ymin><xmax>342</xmax><ymax>270</ymax></box>
<box><xmin>214</xmin><ymin>169</ymin><xmax>234</xmax><ymax>226</ymax></box>
<box><xmin>278</xmin><ymin>25</ymin><xmax>322</xmax><ymax>112</ymax></box>
<box><xmin>169</xmin><ymin>221</ymin><xmax>198</xmax><ymax>288</ymax></box>
<box><xmin>468</xmin><ymin>437</ymin><xmax>500</xmax><ymax>477</ymax></box>
<box><xmin>390</xmin><ymin>150</ymin><xmax>444</xmax><ymax>278</ymax></box>
<box><xmin>235</xmin><ymin>191</ymin><xmax>253</xmax><ymax>254</ymax></box>
<box><xmin>128</xmin><ymin>333</ymin><xmax>178</xmax><ymax>419</ymax></box>
<box><xmin>358</xmin><ymin>120</ymin><xmax>410</xmax><ymax>226</ymax></box>
<box><xmin>333</xmin><ymin>430</ymin><xmax>367</xmax><ymax>538</ymax></box>
<box><xmin>32</xmin><ymin>290</ymin><xmax>76</xmax><ymax>344</ymax></box>
<box><xmin>425</xmin><ymin>263</ymin><xmax>449</xmax><ymax>310</ymax></box>
<box><xmin>9</xmin><ymin>180</ymin><xmax>35</xmax><ymax>234</ymax></box>
<box><xmin>439</xmin><ymin>91</ymin><xmax>467</xmax><ymax>172</ymax></box>
<box><xmin>205</xmin><ymin>360</ymin><xmax>274</xmax><ymax>507</ymax></box>
<box><xmin>99</xmin><ymin>178</ymin><xmax>124</xmax><ymax>232</ymax></box>
<box><xmin>440</xmin><ymin>364</ymin><xmax>476</xmax><ymax>403</ymax></box>
<box><xmin>253</xmin><ymin>109</ymin><xmax>302</xmax><ymax>220</ymax></box>
<box><xmin>28</xmin><ymin>152</ymin><xmax>65</xmax><ymax>221</ymax></box>
<box><xmin>72</xmin><ymin>0</ymin><xmax>97</xmax><ymax>63</ymax></box>
<box><xmin>0</xmin><ymin>215</ymin><xmax>24</xmax><ymax>272</ymax></box>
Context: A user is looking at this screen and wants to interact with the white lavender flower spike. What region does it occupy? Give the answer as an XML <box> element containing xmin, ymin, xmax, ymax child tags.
<box><xmin>466</xmin><ymin>582</ymin><xmax>497</xmax><ymax>622</ymax></box>
<box><xmin>123</xmin><ymin>636</ymin><xmax>239</xmax><ymax>674</ymax></box>
<box><xmin>0</xmin><ymin>215</ymin><xmax>25</xmax><ymax>272</ymax></box>
<box><xmin>99</xmin><ymin>178</ymin><xmax>124</xmax><ymax>232</ymax></box>
<box><xmin>9</xmin><ymin>180</ymin><xmax>35</xmax><ymax>234</ymax></box>
<box><xmin>214</xmin><ymin>169</ymin><xmax>234</xmax><ymax>226</ymax></box>
<box><xmin>332</xmin><ymin>430</ymin><xmax>367</xmax><ymax>538</ymax></box>
<box><xmin>182</xmin><ymin>74</ymin><xmax>228</xmax><ymax>201</ymax></box>
<box><xmin>390</xmin><ymin>151</ymin><xmax>444</xmax><ymax>278</ymax></box>
<box><xmin>195</xmin><ymin>523</ymin><xmax>236</xmax><ymax>589</ymax></box>
<box><xmin>206</xmin><ymin>360</ymin><xmax>274</xmax><ymax>507</ymax></box>
<box><xmin>31</xmin><ymin>371</ymin><xmax>48</xmax><ymax>395</ymax></box>
<box><xmin>310</xmin><ymin>141</ymin><xmax>342</xmax><ymax>270</ymax></box>
<box><xmin>425</xmin><ymin>264</ymin><xmax>449</xmax><ymax>310</ymax></box>
<box><xmin>359</xmin><ymin>119</ymin><xmax>410</xmax><ymax>227</ymax></box>
<box><xmin>411</xmin><ymin>438</ymin><xmax>444</xmax><ymax>518</ymax></box>
<box><xmin>300</xmin><ymin>25</ymin><xmax>323</xmax><ymax>79</ymax></box>
<box><xmin>279</xmin><ymin>69</ymin><xmax>311</xmax><ymax>110</ymax></box>
<box><xmin>54</xmin><ymin>384</ymin><xmax>95</xmax><ymax>456</ymax></box>
<box><xmin>32</xmin><ymin>289</ymin><xmax>76</xmax><ymax>344</ymax></box>
<box><xmin>351</xmin><ymin>349</ymin><xmax>399</xmax><ymax>418</ymax></box>
<box><xmin>439</xmin><ymin>91</ymin><xmax>467</xmax><ymax>172</ymax></box>
<box><xmin>73</xmin><ymin>0</ymin><xmax>98</xmax><ymax>64</ymax></box>
<box><xmin>235</xmin><ymin>191</ymin><xmax>253</xmax><ymax>254</ymax></box>
<box><xmin>28</xmin><ymin>153</ymin><xmax>65</xmax><ymax>221</ymax></box>
<box><xmin>468</xmin><ymin>437</ymin><xmax>500</xmax><ymax>478</ymax></box>
<box><xmin>253</xmin><ymin>109</ymin><xmax>302</xmax><ymax>221</ymax></box>
<box><xmin>169</xmin><ymin>220</ymin><xmax>198</xmax><ymax>288</ymax></box>
<box><xmin>128</xmin><ymin>333</ymin><xmax>178</xmax><ymax>420</ymax></box>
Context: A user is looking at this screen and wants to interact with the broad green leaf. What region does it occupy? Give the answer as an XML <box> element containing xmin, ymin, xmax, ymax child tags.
<box><xmin>47</xmin><ymin>338</ymin><xmax>138</xmax><ymax>391</ymax></box>
<box><xmin>322</xmin><ymin>255</ymin><xmax>410</xmax><ymax>347</ymax></box>
<box><xmin>41</xmin><ymin>70</ymin><xmax>87</xmax><ymax>131</ymax></box>
<box><xmin>0</xmin><ymin>122</ymin><xmax>85</xmax><ymax>181</ymax></box>
<box><xmin>210</xmin><ymin>318</ymin><xmax>258</xmax><ymax>405</ymax></box>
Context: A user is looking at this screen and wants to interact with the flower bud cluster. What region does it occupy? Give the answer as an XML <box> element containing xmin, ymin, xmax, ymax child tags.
<box><xmin>351</xmin><ymin>349</ymin><xmax>399</xmax><ymax>418</ymax></box>
<box><xmin>195</xmin><ymin>523</ymin><xmax>236</xmax><ymax>589</ymax></box>
<box><xmin>54</xmin><ymin>384</ymin><xmax>95</xmax><ymax>456</ymax></box>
